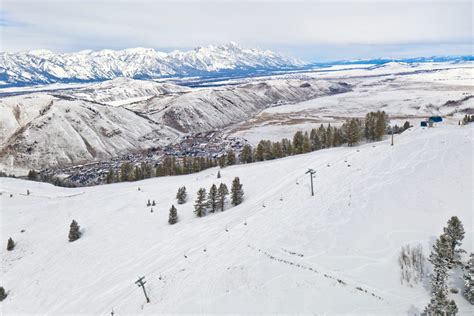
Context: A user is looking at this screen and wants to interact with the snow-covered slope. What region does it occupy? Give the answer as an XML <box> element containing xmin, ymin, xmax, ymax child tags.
<box><xmin>1</xmin><ymin>125</ymin><xmax>472</xmax><ymax>314</ymax></box>
<box><xmin>0</xmin><ymin>93</ymin><xmax>180</xmax><ymax>170</ymax></box>
<box><xmin>0</xmin><ymin>42</ymin><xmax>304</xmax><ymax>87</ymax></box>
<box><xmin>58</xmin><ymin>77</ymin><xmax>190</xmax><ymax>106</ymax></box>
<box><xmin>131</xmin><ymin>79</ymin><xmax>350</xmax><ymax>132</ymax></box>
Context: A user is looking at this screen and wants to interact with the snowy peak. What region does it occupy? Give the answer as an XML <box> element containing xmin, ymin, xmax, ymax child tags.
<box><xmin>0</xmin><ymin>43</ymin><xmax>305</xmax><ymax>87</ymax></box>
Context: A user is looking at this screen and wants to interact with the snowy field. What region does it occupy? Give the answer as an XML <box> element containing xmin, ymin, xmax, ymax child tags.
<box><xmin>230</xmin><ymin>63</ymin><xmax>473</xmax><ymax>144</ymax></box>
<box><xmin>1</xmin><ymin>125</ymin><xmax>473</xmax><ymax>314</ymax></box>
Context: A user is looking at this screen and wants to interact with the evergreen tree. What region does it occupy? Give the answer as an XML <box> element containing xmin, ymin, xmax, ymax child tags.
<box><xmin>303</xmin><ymin>131</ymin><xmax>311</xmax><ymax>153</ymax></box>
<box><xmin>168</xmin><ymin>205</ymin><xmax>178</xmax><ymax>224</ymax></box>
<box><xmin>68</xmin><ymin>220</ymin><xmax>81</xmax><ymax>242</ymax></box>
<box><xmin>317</xmin><ymin>124</ymin><xmax>327</xmax><ymax>149</ymax></box>
<box><xmin>464</xmin><ymin>253</ymin><xmax>474</xmax><ymax>304</ymax></box>
<box><xmin>6</xmin><ymin>237</ymin><xmax>14</xmax><ymax>251</ymax></box>
<box><xmin>27</xmin><ymin>169</ymin><xmax>38</xmax><ymax>181</ymax></box>
<box><xmin>310</xmin><ymin>128</ymin><xmax>321</xmax><ymax>151</ymax></box>
<box><xmin>231</xmin><ymin>177</ymin><xmax>244</xmax><ymax>206</ymax></box>
<box><xmin>255</xmin><ymin>141</ymin><xmax>265</xmax><ymax>161</ymax></box>
<box><xmin>424</xmin><ymin>289</ymin><xmax>457</xmax><ymax>315</ymax></box>
<box><xmin>240</xmin><ymin>144</ymin><xmax>253</xmax><ymax>163</ymax></box>
<box><xmin>333</xmin><ymin>128</ymin><xmax>344</xmax><ymax>146</ymax></box>
<box><xmin>218</xmin><ymin>155</ymin><xmax>226</xmax><ymax>168</ymax></box>
<box><xmin>106</xmin><ymin>168</ymin><xmax>114</xmax><ymax>184</ymax></box>
<box><xmin>176</xmin><ymin>186</ymin><xmax>187</xmax><ymax>204</ymax></box>
<box><xmin>134</xmin><ymin>165</ymin><xmax>142</xmax><ymax>180</ymax></box>
<box><xmin>0</xmin><ymin>286</ymin><xmax>6</xmax><ymax>301</ymax></box>
<box><xmin>217</xmin><ymin>183</ymin><xmax>229</xmax><ymax>212</ymax></box>
<box><xmin>281</xmin><ymin>138</ymin><xmax>293</xmax><ymax>156</ymax></box>
<box><xmin>120</xmin><ymin>162</ymin><xmax>132</xmax><ymax>182</ymax></box>
<box><xmin>446</xmin><ymin>300</ymin><xmax>459</xmax><ymax>315</ymax></box>
<box><xmin>292</xmin><ymin>131</ymin><xmax>304</xmax><ymax>154</ymax></box>
<box><xmin>325</xmin><ymin>124</ymin><xmax>333</xmax><ymax>148</ymax></box>
<box><xmin>207</xmin><ymin>184</ymin><xmax>218</xmax><ymax>213</ymax></box>
<box><xmin>444</xmin><ymin>216</ymin><xmax>465</xmax><ymax>265</ymax></box>
<box><xmin>343</xmin><ymin>118</ymin><xmax>361</xmax><ymax>146</ymax></box>
<box><xmin>424</xmin><ymin>233</ymin><xmax>454</xmax><ymax>313</ymax></box>
<box><xmin>194</xmin><ymin>188</ymin><xmax>207</xmax><ymax>217</ymax></box>
<box><xmin>403</xmin><ymin>121</ymin><xmax>411</xmax><ymax>131</ymax></box>
<box><xmin>155</xmin><ymin>164</ymin><xmax>165</xmax><ymax>177</ymax></box>
<box><xmin>463</xmin><ymin>114</ymin><xmax>469</xmax><ymax>125</ymax></box>
<box><xmin>262</xmin><ymin>140</ymin><xmax>274</xmax><ymax>160</ymax></box>
<box><xmin>364</xmin><ymin>112</ymin><xmax>376</xmax><ymax>141</ymax></box>
<box><xmin>374</xmin><ymin>111</ymin><xmax>388</xmax><ymax>140</ymax></box>
<box><xmin>271</xmin><ymin>141</ymin><xmax>283</xmax><ymax>158</ymax></box>
<box><xmin>226</xmin><ymin>150</ymin><xmax>236</xmax><ymax>166</ymax></box>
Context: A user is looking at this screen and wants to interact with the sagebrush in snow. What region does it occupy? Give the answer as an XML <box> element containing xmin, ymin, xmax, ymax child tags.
<box><xmin>398</xmin><ymin>244</ymin><xmax>425</xmax><ymax>286</ymax></box>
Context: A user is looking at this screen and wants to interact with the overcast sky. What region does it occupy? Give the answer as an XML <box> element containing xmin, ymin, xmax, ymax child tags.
<box><xmin>1</xmin><ymin>0</ymin><xmax>472</xmax><ymax>61</ymax></box>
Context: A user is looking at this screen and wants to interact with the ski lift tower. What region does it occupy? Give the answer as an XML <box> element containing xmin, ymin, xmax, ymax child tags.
<box><xmin>306</xmin><ymin>168</ymin><xmax>316</xmax><ymax>196</ymax></box>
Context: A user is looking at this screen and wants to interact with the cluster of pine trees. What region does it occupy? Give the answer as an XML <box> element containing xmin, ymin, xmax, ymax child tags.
<box><xmin>105</xmin><ymin>156</ymin><xmax>222</xmax><ymax>185</ymax></box>
<box><xmin>424</xmin><ymin>216</ymin><xmax>465</xmax><ymax>314</ymax></box>
<box><xmin>237</xmin><ymin>111</ymin><xmax>392</xmax><ymax>163</ymax></box>
<box><xmin>27</xmin><ymin>170</ymin><xmax>77</xmax><ymax>187</ymax></box>
<box><xmin>194</xmin><ymin>177</ymin><xmax>243</xmax><ymax>217</ymax></box>
<box><xmin>462</xmin><ymin>114</ymin><xmax>474</xmax><ymax>125</ymax></box>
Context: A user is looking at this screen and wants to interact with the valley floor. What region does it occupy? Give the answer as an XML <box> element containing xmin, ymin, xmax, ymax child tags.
<box><xmin>1</xmin><ymin>125</ymin><xmax>473</xmax><ymax>314</ymax></box>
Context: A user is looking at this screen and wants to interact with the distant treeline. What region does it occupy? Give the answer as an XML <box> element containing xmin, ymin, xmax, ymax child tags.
<box><xmin>21</xmin><ymin>111</ymin><xmax>410</xmax><ymax>187</ymax></box>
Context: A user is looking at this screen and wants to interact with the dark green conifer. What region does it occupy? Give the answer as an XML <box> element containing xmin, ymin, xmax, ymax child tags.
<box><xmin>231</xmin><ymin>177</ymin><xmax>244</xmax><ymax>206</ymax></box>
<box><xmin>168</xmin><ymin>205</ymin><xmax>178</xmax><ymax>225</ymax></box>
<box><xmin>194</xmin><ymin>188</ymin><xmax>207</xmax><ymax>217</ymax></box>
<box><xmin>68</xmin><ymin>220</ymin><xmax>81</xmax><ymax>242</ymax></box>
<box><xmin>6</xmin><ymin>237</ymin><xmax>14</xmax><ymax>251</ymax></box>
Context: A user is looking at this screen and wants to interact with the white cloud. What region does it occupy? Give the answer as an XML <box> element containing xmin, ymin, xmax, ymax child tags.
<box><xmin>1</xmin><ymin>0</ymin><xmax>472</xmax><ymax>60</ymax></box>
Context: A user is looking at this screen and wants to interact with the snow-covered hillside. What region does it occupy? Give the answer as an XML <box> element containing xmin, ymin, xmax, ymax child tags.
<box><xmin>0</xmin><ymin>42</ymin><xmax>304</xmax><ymax>87</ymax></box>
<box><xmin>0</xmin><ymin>93</ymin><xmax>180</xmax><ymax>170</ymax></box>
<box><xmin>1</xmin><ymin>125</ymin><xmax>472</xmax><ymax>314</ymax></box>
<box><xmin>0</xmin><ymin>78</ymin><xmax>349</xmax><ymax>170</ymax></box>
<box><xmin>131</xmin><ymin>79</ymin><xmax>350</xmax><ymax>132</ymax></box>
<box><xmin>58</xmin><ymin>77</ymin><xmax>190</xmax><ymax>106</ymax></box>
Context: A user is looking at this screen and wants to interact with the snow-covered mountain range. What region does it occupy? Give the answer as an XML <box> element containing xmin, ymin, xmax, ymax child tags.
<box><xmin>0</xmin><ymin>43</ymin><xmax>305</xmax><ymax>87</ymax></box>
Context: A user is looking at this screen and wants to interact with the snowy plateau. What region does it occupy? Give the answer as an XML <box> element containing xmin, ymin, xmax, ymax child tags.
<box><xmin>0</xmin><ymin>47</ymin><xmax>473</xmax><ymax>314</ymax></box>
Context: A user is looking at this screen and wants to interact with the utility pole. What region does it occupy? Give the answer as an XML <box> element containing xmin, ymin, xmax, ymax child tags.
<box><xmin>135</xmin><ymin>276</ymin><xmax>150</xmax><ymax>303</ymax></box>
<box><xmin>306</xmin><ymin>169</ymin><xmax>316</xmax><ymax>196</ymax></box>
